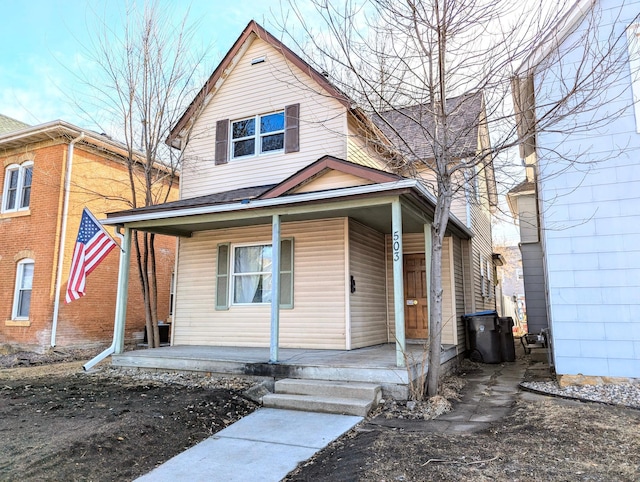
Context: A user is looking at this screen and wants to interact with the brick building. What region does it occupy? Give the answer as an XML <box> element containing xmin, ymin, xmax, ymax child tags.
<box><xmin>0</xmin><ymin>117</ymin><xmax>176</xmax><ymax>351</ymax></box>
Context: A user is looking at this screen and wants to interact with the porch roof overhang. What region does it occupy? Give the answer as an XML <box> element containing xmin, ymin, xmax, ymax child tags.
<box><xmin>104</xmin><ymin>179</ymin><xmax>473</xmax><ymax>239</ymax></box>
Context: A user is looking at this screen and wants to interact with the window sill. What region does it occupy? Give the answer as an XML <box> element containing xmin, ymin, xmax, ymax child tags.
<box><xmin>5</xmin><ymin>319</ymin><xmax>30</xmax><ymax>327</ymax></box>
<box><xmin>0</xmin><ymin>209</ymin><xmax>31</xmax><ymax>219</ymax></box>
<box><xmin>230</xmin><ymin>149</ymin><xmax>285</xmax><ymax>162</ymax></box>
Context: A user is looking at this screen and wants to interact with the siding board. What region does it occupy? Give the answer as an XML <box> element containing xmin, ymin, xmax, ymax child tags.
<box><xmin>453</xmin><ymin>236</ymin><xmax>467</xmax><ymax>351</ymax></box>
<box><xmin>173</xmin><ymin>218</ymin><xmax>347</xmax><ymax>348</ymax></box>
<box><xmin>182</xmin><ymin>38</ymin><xmax>348</xmax><ymax>197</ymax></box>
<box><xmin>348</xmin><ymin>220</ymin><xmax>387</xmax><ymax>348</ymax></box>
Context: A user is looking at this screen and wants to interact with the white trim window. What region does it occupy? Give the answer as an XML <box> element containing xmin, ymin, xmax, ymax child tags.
<box><xmin>2</xmin><ymin>161</ymin><xmax>33</xmax><ymax>212</ymax></box>
<box><xmin>232</xmin><ymin>244</ymin><xmax>273</xmax><ymax>304</ymax></box>
<box><xmin>231</xmin><ymin>111</ymin><xmax>285</xmax><ymax>159</ymax></box>
<box><xmin>480</xmin><ymin>255</ymin><xmax>494</xmax><ymax>300</ymax></box>
<box><xmin>13</xmin><ymin>259</ymin><xmax>34</xmax><ymax>319</ymax></box>
<box><xmin>216</xmin><ymin>239</ymin><xmax>294</xmax><ymax>310</ymax></box>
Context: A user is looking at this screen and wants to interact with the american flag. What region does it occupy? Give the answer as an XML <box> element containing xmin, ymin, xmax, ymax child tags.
<box><xmin>65</xmin><ymin>208</ymin><xmax>117</xmax><ymax>303</ymax></box>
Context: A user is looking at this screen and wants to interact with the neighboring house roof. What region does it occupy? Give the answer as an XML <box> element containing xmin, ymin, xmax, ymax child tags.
<box><xmin>0</xmin><ymin>120</ymin><xmax>177</xmax><ymax>177</ymax></box>
<box><xmin>509</xmin><ymin>180</ymin><xmax>536</xmax><ymax>195</ymax></box>
<box><xmin>506</xmin><ymin>180</ymin><xmax>536</xmax><ymax>218</ymax></box>
<box><xmin>167</xmin><ymin>20</ymin><xmax>352</xmax><ymax>148</ymax></box>
<box><xmin>0</xmin><ymin>114</ymin><xmax>29</xmax><ymax>134</ymax></box>
<box><xmin>0</xmin><ymin>120</ymin><xmax>135</xmax><ymax>156</ymax></box>
<box><xmin>374</xmin><ymin>91</ymin><xmax>485</xmax><ymax>162</ymax></box>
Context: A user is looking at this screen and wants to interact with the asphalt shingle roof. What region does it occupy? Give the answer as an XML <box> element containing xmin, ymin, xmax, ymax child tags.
<box><xmin>374</xmin><ymin>91</ymin><xmax>484</xmax><ymax>162</ymax></box>
<box><xmin>108</xmin><ymin>184</ymin><xmax>277</xmax><ymax>217</ymax></box>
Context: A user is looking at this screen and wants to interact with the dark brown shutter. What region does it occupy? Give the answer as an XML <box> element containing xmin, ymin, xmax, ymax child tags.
<box><xmin>215</xmin><ymin>119</ymin><xmax>229</xmax><ymax>165</ymax></box>
<box><xmin>284</xmin><ymin>104</ymin><xmax>300</xmax><ymax>153</ymax></box>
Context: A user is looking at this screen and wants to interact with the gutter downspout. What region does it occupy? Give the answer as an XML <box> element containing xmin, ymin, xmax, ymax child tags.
<box><xmin>51</xmin><ymin>132</ymin><xmax>85</xmax><ymax>347</ymax></box>
<box><xmin>83</xmin><ymin>227</ymin><xmax>129</xmax><ymax>370</ymax></box>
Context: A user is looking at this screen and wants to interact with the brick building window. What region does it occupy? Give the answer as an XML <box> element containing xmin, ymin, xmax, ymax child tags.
<box><xmin>12</xmin><ymin>259</ymin><xmax>34</xmax><ymax>319</ymax></box>
<box><xmin>2</xmin><ymin>161</ymin><xmax>33</xmax><ymax>213</ymax></box>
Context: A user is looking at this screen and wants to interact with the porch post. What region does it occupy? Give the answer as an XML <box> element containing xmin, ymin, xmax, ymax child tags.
<box><xmin>391</xmin><ymin>199</ymin><xmax>406</xmax><ymax>367</ymax></box>
<box><xmin>114</xmin><ymin>227</ymin><xmax>132</xmax><ymax>354</ymax></box>
<box><xmin>270</xmin><ymin>214</ymin><xmax>281</xmax><ymax>363</ymax></box>
<box><xmin>424</xmin><ymin>222</ymin><xmax>432</xmax><ymax>338</ymax></box>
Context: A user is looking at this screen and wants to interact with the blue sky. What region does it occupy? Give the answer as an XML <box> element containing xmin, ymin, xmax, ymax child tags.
<box><xmin>0</xmin><ymin>0</ymin><xmax>283</xmax><ymax>127</ymax></box>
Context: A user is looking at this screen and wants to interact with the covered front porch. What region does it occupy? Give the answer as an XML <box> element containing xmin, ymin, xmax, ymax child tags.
<box><xmin>112</xmin><ymin>343</ymin><xmax>460</xmax><ymax>399</ymax></box>
<box><xmin>94</xmin><ymin>158</ymin><xmax>474</xmax><ymax>379</ymax></box>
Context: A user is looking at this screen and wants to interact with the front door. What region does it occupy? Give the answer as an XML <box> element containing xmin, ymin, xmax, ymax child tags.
<box><xmin>404</xmin><ymin>254</ymin><xmax>428</xmax><ymax>339</ymax></box>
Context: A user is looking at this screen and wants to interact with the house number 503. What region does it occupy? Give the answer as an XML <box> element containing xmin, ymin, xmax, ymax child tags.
<box><xmin>393</xmin><ymin>231</ymin><xmax>401</xmax><ymax>262</ymax></box>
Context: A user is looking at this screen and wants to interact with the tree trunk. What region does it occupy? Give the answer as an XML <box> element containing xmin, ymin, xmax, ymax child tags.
<box><xmin>427</xmin><ymin>185</ymin><xmax>452</xmax><ymax>397</ymax></box>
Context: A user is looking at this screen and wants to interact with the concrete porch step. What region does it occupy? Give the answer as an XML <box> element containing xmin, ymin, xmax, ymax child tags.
<box><xmin>262</xmin><ymin>378</ymin><xmax>382</xmax><ymax>416</ymax></box>
<box><xmin>262</xmin><ymin>393</ymin><xmax>374</xmax><ymax>416</ymax></box>
<box><xmin>275</xmin><ymin>378</ymin><xmax>382</xmax><ymax>401</ymax></box>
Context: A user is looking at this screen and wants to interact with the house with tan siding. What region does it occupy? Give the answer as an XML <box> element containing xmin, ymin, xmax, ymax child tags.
<box><xmin>104</xmin><ymin>21</ymin><xmax>497</xmax><ymax>381</ymax></box>
<box><xmin>0</xmin><ymin>119</ymin><xmax>176</xmax><ymax>351</ymax></box>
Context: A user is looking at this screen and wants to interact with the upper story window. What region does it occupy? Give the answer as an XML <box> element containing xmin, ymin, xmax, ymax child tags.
<box><xmin>13</xmin><ymin>259</ymin><xmax>34</xmax><ymax>320</ymax></box>
<box><xmin>232</xmin><ymin>112</ymin><xmax>285</xmax><ymax>159</ymax></box>
<box><xmin>215</xmin><ymin>104</ymin><xmax>300</xmax><ymax>165</ymax></box>
<box><xmin>2</xmin><ymin>162</ymin><xmax>33</xmax><ymax>213</ymax></box>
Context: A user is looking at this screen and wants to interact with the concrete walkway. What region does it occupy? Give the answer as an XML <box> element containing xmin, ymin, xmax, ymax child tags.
<box><xmin>137</xmin><ymin>352</ymin><xmax>532</xmax><ymax>480</ymax></box>
<box><xmin>370</xmin><ymin>356</ymin><xmax>528</xmax><ymax>433</ymax></box>
<box><xmin>136</xmin><ymin>408</ymin><xmax>362</xmax><ymax>482</ymax></box>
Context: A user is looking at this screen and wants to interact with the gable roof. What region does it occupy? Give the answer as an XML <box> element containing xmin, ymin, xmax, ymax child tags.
<box><xmin>0</xmin><ymin>114</ymin><xmax>29</xmax><ymax>134</ymax></box>
<box><xmin>259</xmin><ymin>155</ymin><xmax>402</xmax><ymax>199</ymax></box>
<box><xmin>167</xmin><ymin>20</ymin><xmax>351</xmax><ymax>148</ymax></box>
<box><xmin>373</xmin><ymin>91</ymin><xmax>485</xmax><ymax>162</ymax></box>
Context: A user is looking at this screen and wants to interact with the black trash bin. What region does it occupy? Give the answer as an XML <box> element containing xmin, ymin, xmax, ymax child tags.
<box><xmin>498</xmin><ymin>317</ymin><xmax>516</xmax><ymax>362</ymax></box>
<box><xmin>464</xmin><ymin>311</ymin><xmax>501</xmax><ymax>363</ymax></box>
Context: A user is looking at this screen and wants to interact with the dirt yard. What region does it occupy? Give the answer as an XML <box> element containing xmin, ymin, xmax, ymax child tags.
<box><xmin>0</xmin><ymin>352</ymin><xmax>258</xmax><ymax>481</ymax></box>
<box><xmin>1</xmin><ymin>349</ymin><xmax>638</xmax><ymax>481</ymax></box>
<box><xmin>286</xmin><ymin>387</ymin><xmax>640</xmax><ymax>481</ymax></box>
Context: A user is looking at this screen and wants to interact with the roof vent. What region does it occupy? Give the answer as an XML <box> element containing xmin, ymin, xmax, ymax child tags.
<box><xmin>251</xmin><ymin>56</ymin><xmax>266</xmax><ymax>65</ymax></box>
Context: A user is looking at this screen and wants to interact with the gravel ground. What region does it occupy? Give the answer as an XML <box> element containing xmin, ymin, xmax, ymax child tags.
<box><xmin>521</xmin><ymin>380</ymin><xmax>640</xmax><ymax>409</ymax></box>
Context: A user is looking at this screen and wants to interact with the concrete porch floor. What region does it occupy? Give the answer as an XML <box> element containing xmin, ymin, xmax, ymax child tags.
<box><xmin>111</xmin><ymin>343</ymin><xmax>459</xmax><ymax>399</ymax></box>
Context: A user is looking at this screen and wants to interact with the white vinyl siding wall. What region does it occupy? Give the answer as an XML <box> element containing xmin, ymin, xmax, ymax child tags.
<box><xmin>440</xmin><ymin>237</ymin><xmax>456</xmax><ymax>345</ymax></box>
<box><xmin>453</xmin><ymin>236</ymin><xmax>467</xmax><ymax>352</ymax></box>
<box><xmin>348</xmin><ymin>220</ymin><xmax>388</xmax><ymax>348</ymax></box>
<box><xmin>532</xmin><ymin>0</ymin><xmax>640</xmax><ymax>378</ymax></box>
<box><xmin>182</xmin><ymin>37</ymin><xmax>348</xmax><ymax>198</ymax></box>
<box><xmin>173</xmin><ymin>218</ymin><xmax>347</xmax><ymax>348</ymax></box>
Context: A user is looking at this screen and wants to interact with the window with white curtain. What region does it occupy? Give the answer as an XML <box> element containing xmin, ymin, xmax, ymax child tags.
<box><xmin>216</xmin><ymin>239</ymin><xmax>293</xmax><ymax>309</ymax></box>
<box><xmin>232</xmin><ymin>244</ymin><xmax>273</xmax><ymax>304</ymax></box>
